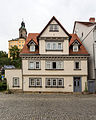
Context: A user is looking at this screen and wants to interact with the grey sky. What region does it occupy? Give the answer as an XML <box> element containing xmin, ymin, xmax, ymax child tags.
<box><xmin>0</xmin><ymin>0</ymin><xmax>96</xmax><ymax>52</ymax></box>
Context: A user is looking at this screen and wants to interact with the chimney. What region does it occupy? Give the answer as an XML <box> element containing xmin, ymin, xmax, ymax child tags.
<box><xmin>89</xmin><ymin>17</ymin><xmax>95</xmax><ymax>22</ymax></box>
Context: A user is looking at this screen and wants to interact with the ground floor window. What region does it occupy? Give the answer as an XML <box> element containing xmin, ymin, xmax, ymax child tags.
<box><xmin>29</xmin><ymin>78</ymin><xmax>42</xmax><ymax>87</ymax></box>
<box><xmin>13</xmin><ymin>77</ymin><xmax>19</xmax><ymax>87</ymax></box>
<box><xmin>46</xmin><ymin>78</ymin><xmax>64</xmax><ymax>88</ymax></box>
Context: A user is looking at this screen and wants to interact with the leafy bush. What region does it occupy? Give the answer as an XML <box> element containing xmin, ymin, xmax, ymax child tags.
<box><xmin>0</xmin><ymin>81</ymin><xmax>7</xmax><ymax>91</ymax></box>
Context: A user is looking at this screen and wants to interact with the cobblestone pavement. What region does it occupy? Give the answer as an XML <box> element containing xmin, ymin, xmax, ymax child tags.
<box><xmin>0</xmin><ymin>93</ymin><xmax>96</xmax><ymax>120</ymax></box>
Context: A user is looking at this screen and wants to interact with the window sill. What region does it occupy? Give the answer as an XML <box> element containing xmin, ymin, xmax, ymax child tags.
<box><xmin>28</xmin><ymin>69</ymin><xmax>41</xmax><ymax>70</ymax></box>
<box><xmin>49</xmin><ymin>30</ymin><xmax>59</xmax><ymax>32</ymax></box>
<box><xmin>46</xmin><ymin>49</ymin><xmax>63</xmax><ymax>51</ymax></box>
<box><xmin>29</xmin><ymin>86</ymin><xmax>42</xmax><ymax>88</ymax></box>
<box><xmin>45</xmin><ymin>69</ymin><xmax>64</xmax><ymax>70</ymax></box>
<box><xmin>74</xmin><ymin>69</ymin><xmax>81</xmax><ymax>70</ymax></box>
<box><xmin>13</xmin><ymin>86</ymin><xmax>20</xmax><ymax>88</ymax></box>
<box><xmin>45</xmin><ymin>86</ymin><xmax>64</xmax><ymax>88</ymax></box>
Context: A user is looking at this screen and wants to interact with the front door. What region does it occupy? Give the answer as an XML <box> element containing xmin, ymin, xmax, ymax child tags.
<box><xmin>74</xmin><ymin>77</ymin><xmax>81</xmax><ymax>92</ymax></box>
<box><xmin>88</xmin><ymin>81</ymin><xmax>95</xmax><ymax>93</ymax></box>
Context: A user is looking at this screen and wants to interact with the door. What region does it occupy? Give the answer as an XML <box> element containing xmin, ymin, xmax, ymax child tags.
<box><xmin>88</xmin><ymin>81</ymin><xmax>95</xmax><ymax>93</ymax></box>
<box><xmin>74</xmin><ymin>77</ymin><xmax>81</xmax><ymax>92</ymax></box>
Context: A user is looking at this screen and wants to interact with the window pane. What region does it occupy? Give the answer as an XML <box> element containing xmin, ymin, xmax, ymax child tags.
<box><xmin>36</xmin><ymin>62</ymin><xmax>39</xmax><ymax>69</ymax></box>
<box><xmin>58</xmin><ymin>43</ymin><xmax>62</xmax><ymax>49</ymax></box>
<box><xmin>58</xmin><ymin>79</ymin><xmax>63</xmax><ymax>86</ymax></box>
<box><xmin>50</xmin><ymin>25</ymin><xmax>53</xmax><ymax>31</ymax></box>
<box><xmin>13</xmin><ymin>77</ymin><xmax>19</xmax><ymax>86</ymax></box>
<box><xmin>53</xmin><ymin>43</ymin><xmax>56</xmax><ymax>50</ymax></box>
<box><xmin>54</xmin><ymin>25</ymin><xmax>58</xmax><ymax>31</ymax></box>
<box><xmin>36</xmin><ymin>79</ymin><xmax>41</xmax><ymax>86</ymax></box>
<box><xmin>53</xmin><ymin>79</ymin><xmax>56</xmax><ymax>86</ymax></box>
<box><xmin>75</xmin><ymin>62</ymin><xmax>79</xmax><ymax>69</ymax></box>
<box><xmin>30</xmin><ymin>45</ymin><xmax>35</xmax><ymax>52</ymax></box>
<box><xmin>47</xmin><ymin>43</ymin><xmax>51</xmax><ymax>50</ymax></box>
<box><xmin>46</xmin><ymin>61</ymin><xmax>51</xmax><ymax>69</ymax></box>
<box><xmin>30</xmin><ymin>78</ymin><xmax>35</xmax><ymax>86</ymax></box>
<box><xmin>30</xmin><ymin>62</ymin><xmax>35</xmax><ymax>69</ymax></box>
<box><xmin>53</xmin><ymin>62</ymin><xmax>56</xmax><ymax>69</ymax></box>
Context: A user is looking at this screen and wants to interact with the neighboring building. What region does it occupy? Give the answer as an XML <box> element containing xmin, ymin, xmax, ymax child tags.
<box><xmin>8</xmin><ymin>21</ymin><xmax>27</xmax><ymax>58</ymax></box>
<box><xmin>73</xmin><ymin>17</ymin><xmax>96</xmax><ymax>92</ymax></box>
<box><xmin>5</xmin><ymin>16</ymin><xmax>89</xmax><ymax>93</ymax></box>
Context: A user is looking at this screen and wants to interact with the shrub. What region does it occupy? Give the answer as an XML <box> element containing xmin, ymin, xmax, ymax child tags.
<box><xmin>0</xmin><ymin>81</ymin><xmax>7</xmax><ymax>91</ymax></box>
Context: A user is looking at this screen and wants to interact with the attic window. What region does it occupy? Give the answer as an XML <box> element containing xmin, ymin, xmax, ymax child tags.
<box><xmin>73</xmin><ymin>45</ymin><xmax>78</xmax><ymax>52</ymax></box>
<box><xmin>49</xmin><ymin>24</ymin><xmax>59</xmax><ymax>32</ymax></box>
<box><xmin>30</xmin><ymin>45</ymin><xmax>35</xmax><ymax>52</ymax></box>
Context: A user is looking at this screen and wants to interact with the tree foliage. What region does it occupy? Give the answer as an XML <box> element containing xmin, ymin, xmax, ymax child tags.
<box><xmin>9</xmin><ymin>45</ymin><xmax>20</xmax><ymax>60</ymax></box>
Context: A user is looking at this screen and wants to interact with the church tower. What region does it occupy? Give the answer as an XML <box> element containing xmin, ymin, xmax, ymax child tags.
<box><xmin>19</xmin><ymin>21</ymin><xmax>27</xmax><ymax>39</ymax></box>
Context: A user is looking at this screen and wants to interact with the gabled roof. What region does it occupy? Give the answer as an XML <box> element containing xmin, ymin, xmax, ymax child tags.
<box><xmin>27</xmin><ymin>39</ymin><xmax>37</xmax><ymax>47</ymax></box>
<box><xmin>73</xmin><ymin>21</ymin><xmax>96</xmax><ymax>33</ymax></box>
<box><xmin>69</xmin><ymin>34</ymin><xmax>88</xmax><ymax>55</ymax></box>
<box><xmin>37</xmin><ymin>16</ymin><xmax>71</xmax><ymax>39</ymax></box>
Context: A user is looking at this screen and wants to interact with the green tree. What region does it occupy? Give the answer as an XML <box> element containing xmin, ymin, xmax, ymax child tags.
<box><xmin>9</xmin><ymin>45</ymin><xmax>20</xmax><ymax>60</ymax></box>
<box><xmin>9</xmin><ymin>46</ymin><xmax>22</xmax><ymax>68</ymax></box>
<box><xmin>0</xmin><ymin>51</ymin><xmax>11</xmax><ymax>68</ymax></box>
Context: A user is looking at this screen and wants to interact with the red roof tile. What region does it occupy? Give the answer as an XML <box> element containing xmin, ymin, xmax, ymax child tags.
<box><xmin>20</xmin><ymin>33</ymin><xmax>39</xmax><ymax>54</ymax></box>
<box><xmin>69</xmin><ymin>34</ymin><xmax>88</xmax><ymax>55</ymax></box>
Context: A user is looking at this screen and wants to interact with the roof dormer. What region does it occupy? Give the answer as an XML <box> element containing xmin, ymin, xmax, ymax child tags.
<box><xmin>72</xmin><ymin>40</ymin><xmax>81</xmax><ymax>52</ymax></box>
<box><xmin>27</xmin><ymin>39</ymin><xmax>37</xmax><ymax>52</ymax></box>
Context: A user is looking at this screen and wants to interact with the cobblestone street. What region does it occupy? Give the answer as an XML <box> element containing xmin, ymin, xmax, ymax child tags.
<box><xmin>0</xmin><ymin>93</ymin><xmax>96</xmax><ymax>120</ymax></box>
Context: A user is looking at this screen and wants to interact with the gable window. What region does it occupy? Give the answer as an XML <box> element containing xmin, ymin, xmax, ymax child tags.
<box><xmin>29</xmin><ymin>78</ymin><xmax>42</xmax><ymax>87</ymax></box>
<box><xmin>49</xmin><ymin>24</ymin><xmax>59</xmax><ymax>32</ymax></box>
<box><xmin>46</xmin><ymin>42</ymin><xmax>63</xmax><ymax>50</ymax></box>
<box><xmin>74</xmin><ymin>61</ymin><xmax>80</xmax><ymax>70</ymax></box>
<box><xmin>46</xmin><ymin>78</ymin><xmax>64</xmax><ymax>88</ymax></box>
<box><xmin>30</xmin><ymin>45</ymin><xmax>35</xmax><ymax>52</ymax></box>
<box><xmin>73</xmin><ymin>45</ymin><xmax>78</xmax><ymax>52</ymax></box>
<box><xmin>13</xmin><ymin>77</ymin><xmax>19</xmax><ymax>87</ymax></box>
<box><xmin>29</xmin><ymin>61</ymin><xmax>40</xmax><ymax>70</ymax></box>
<box><xmin>46</xmin><ymin>61</ymin><xmax>64</xmax><ymax>70</ymax></box>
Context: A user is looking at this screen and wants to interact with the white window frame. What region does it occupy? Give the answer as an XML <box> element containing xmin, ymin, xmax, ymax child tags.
<box><xmin>29</xmin><ymin>61</ymin><xmax>40</xmax><ymax>70</ymax></box>
<box><xmin>57</xmin><ymin>78</ymin><xmax>64</xmax><ymax>87</ymax></box>
<box><xmin>29</xmin><ymin>78</ymin><xmax>42</xmax><ymax>87</ymax></box>
<box><xmin>46</xmin><ymin>78</ymin><xmax>64</xmax><ymax>87</ymax></box>
<box><xmin>13</xmin><ymin>77</ymin><xmax>19</xmax><ymax>87</ymax></box>
<box><xmin>29</xmin><ymin>78</ymin><xmax>35</xmax><ymax>87</ymax></box>
<box><xmin>49</xmin><ymin>24</ymin><xmax>59</xmax><ymax>31</ymax></box>
<box><xmin>46</xmin><ymin>42</ymin><xmax>63</xmax><ymax>51</ymax></box>
<box><xmin>74</xmin><ymin>61</ymin><xmax>81</xmax><ymax>69</ymax></box>
<box><xmin>73</xmin><ymin>45</ymin><xmax>78</xmax><ymax>52</ymax></box>
<box><xmin>46</xmin><ymin>61</ymin><xmax>64</xmax><ymax>70</ymax></box>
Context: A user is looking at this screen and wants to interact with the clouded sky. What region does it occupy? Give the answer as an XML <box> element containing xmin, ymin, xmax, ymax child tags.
<box><xmin>0</xmin><ymin>0</ymin><xmax>96</xmax><ymax>52</ymax></box>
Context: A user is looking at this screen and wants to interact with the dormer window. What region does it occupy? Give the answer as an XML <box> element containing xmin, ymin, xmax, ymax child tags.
<box><xmin>49</xmin><ymin>24</ymin><xmax>59</xmax><ymax>32</ymax></box>
<box><xmin>72</xmin><ymin>40</ymin><xmax>81</xmax><ymax>52</ymax></box>
<box><xmin>30</xmin><ymin>45</ymin><xmax>35</xmax><ymax>52</ymax></box>
<box><xmin>73</xmin><ymin>45</ymin><xmax>78</xmax><ymax>52</ymax></box>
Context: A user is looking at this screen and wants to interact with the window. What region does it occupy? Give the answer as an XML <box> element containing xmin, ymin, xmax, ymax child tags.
<box><xmin>13</xmin><ymin>77</ymin><xmax>19</xmax><ymax>87</ymax></box>
<box><xmin>73</xmin><ymin>45</ymin><xmax>78</xmax><ymax>52</ymax></box>
<box><xmin>29</xmin><ymin>78</ymin><xmax>42</xmax><ymax>87</ymax></box>
<box><xmin>46</xmin><ymin>78</ymin><xmax>64</xmax><ymax>88</ymax></box>
<box><xmin>49</xmin><ymin>24</ymin><xmax>59</xmax><ymax>32</ymax></box>
<box><xmin>52</xmin><ymin>62</ymin><xmax>56</xmax><ymax>69</ymax></box>
<box><xmin>58</xmin><ymin>43</ymin><xmax>62</xmax><ymax>50</ymax></box>
<box><xmin>19</xmin><ymin>45</ymin><xmax>21</xmax><ymax>47</ymax></box>
<box><xmin>52</xmin><ymin>79</ymin><xmax>57</xmax><ymax>86</ymax></box>
<box><xmin>46</xmin><ymin>42</ymin><xmax>63</xmax><ymax>50</ymax></box>
<box><xmin>74</xmin><ymin>61</ymin><xmax>80</xmax><ymax>69</ymax></box>
<box><xmin>46</xmin><ymin>61</ymin><xmax>64</xmax><ymax>70</ymax></box>
<box><xmin>30</xmin><ymin>45</ymin><xmax>35</xmax><ymax>52</ymax></box>
<box><xmin>29</xmin><ymin>61</ymin><xmax>40</xmax><ymax>69</ymax></box>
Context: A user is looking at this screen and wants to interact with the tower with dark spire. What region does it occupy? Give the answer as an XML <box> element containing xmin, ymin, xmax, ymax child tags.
<box><xmin>19</xmin><ymin>21</ymin><xmax>27</xmax><ymax>39</ymax></box>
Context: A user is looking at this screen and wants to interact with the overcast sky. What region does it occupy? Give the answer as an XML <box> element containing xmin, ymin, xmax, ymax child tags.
<box><xmin>0</xmin><ymin>0</ymin><xmax>96</xmax><ymax>53</ymax></box>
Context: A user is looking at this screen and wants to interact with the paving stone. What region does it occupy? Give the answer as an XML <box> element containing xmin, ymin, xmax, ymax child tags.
<box><xmin>0</xmin><ymin>93</ymin><xmax>96</xmax><ymax>120</ymax></box>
